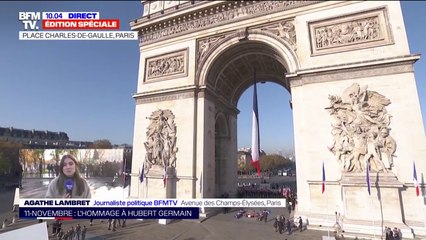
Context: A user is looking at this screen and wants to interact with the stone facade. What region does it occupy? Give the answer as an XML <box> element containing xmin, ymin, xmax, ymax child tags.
<box><xmin>130</xmin><ymin>1</ymin><xmax>425</xmax><ymax>237</ymax></box>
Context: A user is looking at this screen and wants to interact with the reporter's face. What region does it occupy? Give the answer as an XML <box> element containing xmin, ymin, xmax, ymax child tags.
<box><xmin>63</xmin><ymin>158</ymin><xmax>76</xmax><ymax>177</ymax></box>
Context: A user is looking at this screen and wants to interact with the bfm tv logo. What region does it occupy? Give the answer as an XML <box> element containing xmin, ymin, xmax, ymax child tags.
<box><xmin>19</xmin><ymin>12</ymin><xmax>40</xmax><ymax>30</ymax></box>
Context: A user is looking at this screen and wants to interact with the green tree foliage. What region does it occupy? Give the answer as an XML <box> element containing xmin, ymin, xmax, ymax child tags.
<box><xmin>50</xmin><ymin>149</ymin><xmax>66</xmax><ymax>164</ymax></box>
<box><xmin>89</xmin><ymin>139</ymin><xmax>113</xmax><ymax>149</ymax></box>
<box><xmin>260</xmin><ymin>154</ymin><xmax>293</xmax><ymax>171</ymax></box>
<box><xmin>0</xmin><ymin>140</ymin><xmax>22</xmax><ymax>175</ymax></box>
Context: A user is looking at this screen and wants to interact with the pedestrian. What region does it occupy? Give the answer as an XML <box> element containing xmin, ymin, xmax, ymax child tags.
<box><xmin>69</xmin><ymin>226</ymin><xmax>75</xmax><ymax>240</ymax></box>
<box><xmin>75</xmin><ymin>224</ymin><xmax>81</xmax><ymax>240</ymax></box>
<box><xmin>52</xmin><ymin>220</ymin><xmax>58</xmax><ymax>236</ymax></box>
<box><xmin>273</xmin><ymin>216</ymin><xmax>279</xmax><ymax>232</ymax></box>
<box><xmin>108</xmin><ymin>219</ymin><xmax>113</xmax><ymax>230</ymax></box>
<box><xmin>278</xmin><ymin>217</ymin><xmax>284</xmax><ymax>234</ymax></box>
<box><xmin>384</xmin><ymin>226</ymin><xmax>392</xmax><ymax>240</ymax></box>
<box><xmin>112</xmin><ymin>219</ymin><xmax>117</xmax><ymax>231</ymax></box>
<box><xmin>298</xmin><ymin>216</ymin><xmax>303</xmax><ymax>232</ymax></box>
<box><xmin>81</xmin><ymin>225</ymin><xmax>87</xmax><ymax>240</ymax></box>
<box><xmin>63</xmin><ymin>230</ymin><xmax>70</xmax><ymax>240</ymax></box>
<box><xmin>57</xmin><ymin>220</ymin><xmax>62</xmax><ymax>234</ymax></box>
<box><xmin>262</xmin><ymin>209</ymin><xmax>269</xmax><ymax>223</ymax></box>
<box><xmin>286</xmin><ymin>219</ymin><xmax>292</xmax><ymax>235</ymax></box>
<box><xmin>56</xmin><ymin>229</ymin><xmax>64</xmax><ymax>239</ymax></box>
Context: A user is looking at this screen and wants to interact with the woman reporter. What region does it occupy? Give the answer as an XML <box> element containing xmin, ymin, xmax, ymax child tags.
<box><xmin>46</xmin><ymin>154</ymin><xmax>91</xmax><ymax>198</ymax></box>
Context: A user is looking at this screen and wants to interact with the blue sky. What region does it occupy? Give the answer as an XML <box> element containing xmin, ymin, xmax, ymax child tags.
<box><xmin>0</xmin><ymin>1</ymin><xmax>425</xmax><ymax>154</ymax></box>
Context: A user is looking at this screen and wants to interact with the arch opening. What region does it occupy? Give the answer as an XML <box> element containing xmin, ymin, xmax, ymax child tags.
<box><xmin>204</xmin><ymin>39</ymin><xmax>294</xmax><ymax>197</ymax></box>
<box><xmin>204</xmin><ymin>40</ymin><xmax>291</xmax><ymax>106</ymax></box>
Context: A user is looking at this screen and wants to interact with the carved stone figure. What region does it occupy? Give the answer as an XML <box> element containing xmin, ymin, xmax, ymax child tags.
<box><xmin>326</xmin><ymin>83</ymin><xmax>397</xmax><ymax>173</ymax></box>
<box><xmin>197</xmin><ymin>35</ymin><xmax>226</xmax><ymax>63</ymax></box>
<box><xmin>260</xmin><ymin>21</ymin><xmax>296</xmax><ymax>47</ymax></box>
<box><xmin>377</xmin><ymin>126</ymin><xmax>396</xmax><ymax>168</ymax></box>
<box><xmin>144</xmin><ymin>109</ymin><xmax>178</xmax><ymax>173</ymax></box>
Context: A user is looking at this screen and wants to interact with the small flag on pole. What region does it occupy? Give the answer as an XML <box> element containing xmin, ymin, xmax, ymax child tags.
<box><xmin>322</xmin><ymin>161</ymin><xmax>325</xmax><ymax>194</ymax></box>
<box><xmin>251</xmin><ymin>69</ymin><xmax>261</xmax><ymax>177</ymax></box>
<box><xmin>414</xmin><ymin>161</ymin><xmax>420</xmax><ymax>197</ymax></box>
<box><xmin>139</xmin><ymin>163</ymin><xmax>144</xmax><ymax>183</ymax></box>
<box><xmin>366</xmin><ymin>160</ymin><xmax>371</xmax><ymax>195</ymax></box>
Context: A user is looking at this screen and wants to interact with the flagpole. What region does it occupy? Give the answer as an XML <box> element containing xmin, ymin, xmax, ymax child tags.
<box><xmin>123</xmin><ymin>152</ymin><xmax>126</xmax><ymax>198</ymax></box>
<box><xmin>421</xmin><ymin>193</ymin><xmax>426</xmax><ymax>231</ymax></box>
<box><xmin>366</xmin><ymin>160</ymin><xmax>376</xmax><ymax>238</ymax></box>
<box><xmin>326</xmin><ymin>192</ymin><xmax>330</xmax><ymax>238</ymax></box>
<box><xmin>137</xmin><ymin>174</ymin><xmax>140</xmax><ymax>197</ymax></box>
<box><xmin>414</xmin><ymin>161</ymin><xmax>426</xmax><ymax>229</ymax></box>
<box><xmin>370</xmin><ymin>194</ymin><xmax>376</xmax><ymax>238</ymax></box>
<box><xmin>322</xmin><ymin>161</ymin><xmax>330</xmax><ymax>238</ymax></box>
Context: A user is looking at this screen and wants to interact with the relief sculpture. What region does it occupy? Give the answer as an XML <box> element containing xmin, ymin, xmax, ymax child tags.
<box><xmin>314</xmin><ymin>16</ymin><xmax>380</xmax><ymax>50</ymax></box>
<box><xmin>309</xmin><ymin>9</ymin><xmax>392</xmax><ymax>55</ymax></box>
<box><xmin>197</xmin><ymin>35</ymin><xmax>226</xmax><ymax>64</ymax></box>
<box><xmin>140</xmin><ymin>1</ymin><xmax>315</xmax><ymax>44</ymax></box>
<box><xmin>326</xmin><ymin>83</ymin><xmax>396</xmax><ymax>173</ymax></box>
<box><xmin>259</xmin><ymin>20</ymin><xmax>296</xmax><ymax>49</ymax></box>
<box><xmin>144</xmin><ymin>109</ymin><xmax>178</xmax><ymax>173</ymax></box>
<box><xmin>147</xmin><ymin>55</ymin><xmax>185</xmax><ymax>79</ymax></box>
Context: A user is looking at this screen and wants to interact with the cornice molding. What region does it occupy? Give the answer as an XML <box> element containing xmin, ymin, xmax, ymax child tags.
<box><xmin>289</xmin><ymin>56</ymin><xmax>418</xmax><ymax>88</ymax></box>
<box><xmin>134</xmin><ymin>1</ymin><xmax>319</xmax><ymax>46</ymax></box>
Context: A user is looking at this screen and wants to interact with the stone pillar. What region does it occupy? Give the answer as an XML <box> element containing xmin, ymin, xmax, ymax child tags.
<box><xmin>159</xmin><ymin>167</ymin><xmax>176</xmax><ymax>225</ymax></box>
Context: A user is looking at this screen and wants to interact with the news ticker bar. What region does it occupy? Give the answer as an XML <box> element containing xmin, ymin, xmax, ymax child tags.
<box><xmin>21</xmin><ymin>199</ymin><xmax>286</xmax><ymax>208</ymax></box>
<box><xmin>19</xmin><ymin>31</ymin><xmax>137</xmax><ymax>40</ymax></box>
<box><xmin>20</xmin><ymin>207</ymin><xmax>200</xmax><ymax>220</ymax></box>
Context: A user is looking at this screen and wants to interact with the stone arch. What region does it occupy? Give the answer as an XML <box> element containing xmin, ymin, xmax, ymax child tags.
<box><xmin>197</xmin><ymin>31</ymin><xmax>300</xmax><ymax>93</ymax></box>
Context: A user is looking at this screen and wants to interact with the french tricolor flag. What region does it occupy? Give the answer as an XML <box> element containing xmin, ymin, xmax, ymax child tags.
<box><xmin>251</xmin><ymin>69</ymin><xmax>261</xmax><ymax>177</ymax></box>
<box><xmin>414</xmin><ymin>161</ymin><xmax>420</xmax><ymax>197</ymax></box>
<box><xmin>322</xmin><ymin>161</ymin><xmax>325</xmax><ymax>194</ymax></box>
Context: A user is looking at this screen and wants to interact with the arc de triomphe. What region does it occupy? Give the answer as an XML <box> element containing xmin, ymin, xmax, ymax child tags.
<box><xmin>129</xmin><ymin>1</ymin><xmax>425</xmax><ymax>237</ymax></box>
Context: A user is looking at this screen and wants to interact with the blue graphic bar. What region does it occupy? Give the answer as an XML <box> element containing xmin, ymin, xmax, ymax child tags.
<box><xmin>19</xmin><ymin>207</ymin><xmax>200</xmax><ymax>219</ymax></box>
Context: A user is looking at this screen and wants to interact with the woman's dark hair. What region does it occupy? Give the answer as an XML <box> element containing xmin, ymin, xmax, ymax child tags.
<box><xmin>56</xmin><ymin>154</ymin><xmax>85</xmax><ymax>196</ymax></box>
